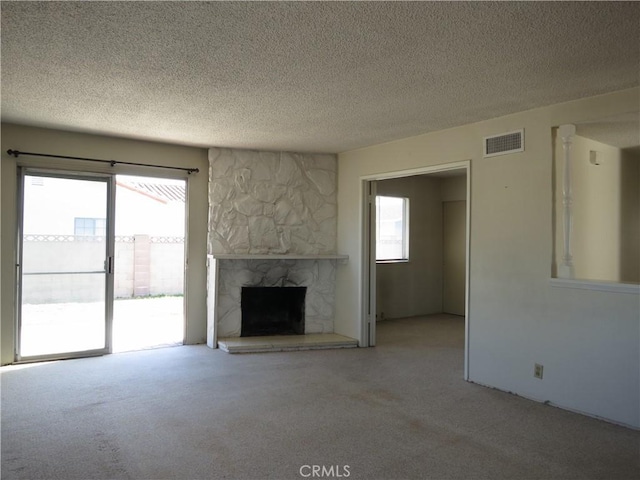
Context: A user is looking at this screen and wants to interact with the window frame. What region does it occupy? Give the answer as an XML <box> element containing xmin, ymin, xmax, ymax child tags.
<box><xmin>375</xmin><ymin>195</ymin><xmax>410</xmax><ymax>263</ymax></box>
<box><xmin>74</xmin><ymin>217</ymin><xmax>106</xmax><ymax>237</ymax></box>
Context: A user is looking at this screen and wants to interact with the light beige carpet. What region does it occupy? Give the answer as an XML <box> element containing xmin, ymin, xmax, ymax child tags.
<box><xmin>1</xmin><ymin>314</ymin><xmax>638</xmax><ymax>479</ymax></box>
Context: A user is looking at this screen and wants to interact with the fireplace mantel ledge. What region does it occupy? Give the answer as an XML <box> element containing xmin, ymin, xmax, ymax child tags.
<box><xmin>211</xmin><ymin>253</ymin><xmax>348</xmax><ymax>262</ymax></box>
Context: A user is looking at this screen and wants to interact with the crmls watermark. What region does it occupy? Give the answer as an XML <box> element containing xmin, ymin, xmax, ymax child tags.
<box><xmin>299</xmin><ymin>465</ymin><xmax>351</xmax><ymax>478</ymax></box>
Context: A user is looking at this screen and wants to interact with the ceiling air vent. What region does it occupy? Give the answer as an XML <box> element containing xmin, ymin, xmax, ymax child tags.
<box><xmin>483</xmin><ymin>129</ymin><xmax>524</xmax><ymax>157</ymax></box>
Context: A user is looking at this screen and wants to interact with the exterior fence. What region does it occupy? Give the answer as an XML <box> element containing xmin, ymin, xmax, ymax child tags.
<box><xmin>22</xmin><ymin>235</ymin><xmax>184</xmax><ymax>304</ymax></box>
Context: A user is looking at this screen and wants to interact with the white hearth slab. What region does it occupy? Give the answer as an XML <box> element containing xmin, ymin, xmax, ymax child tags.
<box><xmin>217</xmin><ymin>333</ymin><xmax>358</xmax><ymax>353</ymax></box>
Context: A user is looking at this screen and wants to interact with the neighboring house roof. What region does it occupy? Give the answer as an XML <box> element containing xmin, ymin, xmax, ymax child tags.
<box><xmin>117</xmin><ymin>180</ymin><xmax>185</xmax><ymax>204</ymax></box>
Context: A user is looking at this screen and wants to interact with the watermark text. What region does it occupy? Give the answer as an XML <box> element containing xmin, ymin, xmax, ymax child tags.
<box><xmin>299</xmin><ymin>465</ymin><xmax>351</xmax><ymax>478</ymax></box>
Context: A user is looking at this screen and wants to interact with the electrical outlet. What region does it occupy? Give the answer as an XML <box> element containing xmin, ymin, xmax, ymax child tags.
<box><xmin>534</xmin><ymin>363</ymin><xmax>544</xmax><ymax>379</ymax></box>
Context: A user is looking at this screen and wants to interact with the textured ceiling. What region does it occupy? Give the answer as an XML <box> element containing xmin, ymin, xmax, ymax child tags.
<box><xmin>576</xmin><ymin>113</ymin><xmax>640</xmax><ymax>150</ymax></box>
<box><xmin>1</xmin><ymin>1</ymin><xmax>638</xmax><ymax>153</ymax></box>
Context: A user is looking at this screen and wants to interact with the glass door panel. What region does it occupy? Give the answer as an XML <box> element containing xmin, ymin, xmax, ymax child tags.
<box><xmin>112</xmin><ymin>175</ymin><xmax>186</xmax><ymax>352</ymax></box>
<box><xmin>18</xmin><ymin>173</ymin><xmax>112</xmax><ymax>359</ymax></box>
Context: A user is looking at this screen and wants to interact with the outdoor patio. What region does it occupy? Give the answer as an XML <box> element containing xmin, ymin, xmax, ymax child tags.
<box><xmin>20</xmin><ymin>295</ymin><xmax>183</xmax><ymax>357</ymax></box>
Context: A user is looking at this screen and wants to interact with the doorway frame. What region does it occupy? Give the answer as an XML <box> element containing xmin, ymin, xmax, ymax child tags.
<box><xmin>360</xmin><ymin>160</ymin><xmax>471</xmax><ymax>379</ymax></box>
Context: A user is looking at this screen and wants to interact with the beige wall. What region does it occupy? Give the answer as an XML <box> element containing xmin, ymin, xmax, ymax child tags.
<box><xmin>554</xmin><ymin>134</ymin><xmax>640</xmax><ymax>283</ymax></box>
<box><xmin>442</xmin><ymin>200</ymin><xmax>466</xmax><ymax>315</ymax></box>
<box><xmin>442</xmin><ymin>175</ymin><xmax>468</xmax><ymax>316</ymax></box>
<box><xmin>620</xmin><ymin>148</ymin><xmax>640</xmax><ymax>283</ymax></box>
<box><xmin>376</xmin><ymin>175</ymin><xmax>443</xmax><ymax>320</ymax></box>
<box><xmin>1</xmin><ymin>124</ymin><xmax>209</xmax><ymax>364</ymax></box>
<box><xmin>336</xmin><ymin>88</ymin><xmax>640</xmax><ymax>428</ymax></box>
<box><xmin>441</xmin><ymin>175</ymin><xmax>467</xmax><ymax>202</ymax></box>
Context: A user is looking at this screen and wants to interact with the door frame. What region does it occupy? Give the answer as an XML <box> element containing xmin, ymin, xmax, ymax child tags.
<box><xmin>13</xmin><ymin>161</ymin><xmax>191</xmax><ymax>363</ymax></box>
<box><xmin>360</xmin><ymin>160</ymin><xmax>471</xmax><ymax>379</ymax></box>
<box><xmin>15</xmin><ymin>168</ymin><xmax>116</xmax><ymax>363</ymax></box>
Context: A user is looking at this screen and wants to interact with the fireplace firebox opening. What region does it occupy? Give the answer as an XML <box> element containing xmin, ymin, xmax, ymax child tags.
<box><xmin>241</xmin><ymin>287</ymin><xmax>306</xmax><ymax>337</ymax></box>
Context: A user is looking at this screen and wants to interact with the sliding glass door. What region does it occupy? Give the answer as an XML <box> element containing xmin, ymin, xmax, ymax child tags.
<box><xmin>17</xmin><ymin>171</ymin><xmax>114</xmax><ymax>361</ymax></box>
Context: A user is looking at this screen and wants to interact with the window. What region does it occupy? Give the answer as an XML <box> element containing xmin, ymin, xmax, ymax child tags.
<box><xmin>376</xmin><ymin>196</ymin><xmax>409</xmax><ymax>262</ymax></box>
<box><xmin>74</xmin><ymin>217</ymin><xmax>106</xmax><ymax>237</ymax></box>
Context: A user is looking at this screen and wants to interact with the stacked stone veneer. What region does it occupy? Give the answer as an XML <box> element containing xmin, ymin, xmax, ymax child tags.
<box><xmin>207</xmin><ymin>148</ymin><xmax>339</xmax><ymax>338</ymax></box>
<box><xmin>208</xmin><ymin>148</ymin><xmax>336</xmax><ymax>255</ymax></box>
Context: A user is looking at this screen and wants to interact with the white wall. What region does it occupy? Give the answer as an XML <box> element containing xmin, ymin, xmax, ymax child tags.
<box><xmin>1</xmin><ymin>124</ymin><xmax>209</xmax><ymax>364</ymax></box>
<box><xmin>336</xmin><ymin>88</ymin><xmax>640</xmax><ymax>428</ymax></box>
<box><xmin>376</xmin><ymin>175</ymin><xmax>443</xmax><ymax>319</ymax></box>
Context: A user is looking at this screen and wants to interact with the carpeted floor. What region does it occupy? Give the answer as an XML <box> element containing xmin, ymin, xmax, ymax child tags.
<box><xmin>1</xmin><ymin>314</ymin><xmax>638</xmax><ymax>480</ymax></box>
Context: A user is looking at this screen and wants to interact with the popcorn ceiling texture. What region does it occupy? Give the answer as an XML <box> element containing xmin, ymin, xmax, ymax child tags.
<box><xmin>2</xmin><ymin>2</ymin><xmax>638</xmax><ymax>153</ymax></box>
<box><xmin>208</xmin><ymin>148</ymin><xmax>337</xmax><ymax>255</ymax></box>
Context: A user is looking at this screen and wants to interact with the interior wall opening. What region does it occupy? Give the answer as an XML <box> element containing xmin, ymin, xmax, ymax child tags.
<box><xmin>364</xmin><ymin>165</ymin><xmax>469</xmax><ymax>376</ymax></box>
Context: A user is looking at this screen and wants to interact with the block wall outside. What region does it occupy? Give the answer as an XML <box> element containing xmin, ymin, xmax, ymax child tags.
<box><xmin>22</xmin><ymin>236</ymin><xmax>184</xmax><ymax>304</ymax></box>
<box><xmin>149</xmin><ymin>240</ymin><xmax>185</xmax><ymax>296</ymax></box>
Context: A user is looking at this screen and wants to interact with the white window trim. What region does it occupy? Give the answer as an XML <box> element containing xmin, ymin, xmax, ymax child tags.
<box><xmin>375</xmin><ymin>195</ymin><xmax>409</xmax><ymax>263</ymax></box>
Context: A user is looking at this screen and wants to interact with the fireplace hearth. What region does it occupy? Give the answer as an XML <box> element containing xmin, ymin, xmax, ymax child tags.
<box><xmin>241</xmin><ymin>286</ymin><xmax>306</xmax><ymax>337</ymax></box>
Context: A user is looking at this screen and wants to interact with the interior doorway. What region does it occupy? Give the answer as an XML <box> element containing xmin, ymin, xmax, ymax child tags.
<box><xmin>362</xmin><ymin>162</ymin><xmax>470</xmax><ymax>378</ymax></box>
<box><xmin>112</xmin><ymin>175</ymin><xmax>186</xmax><ymax>352</ymax></box>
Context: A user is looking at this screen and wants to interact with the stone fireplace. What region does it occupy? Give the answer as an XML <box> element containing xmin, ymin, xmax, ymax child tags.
<box><xmin>209</xmin><ymin>256</ymin><xmax>342</xmax><ymax>340</ymax></box>
<box><xmin>206</xmin><ymin>147</ymin><xmax>347</xmax><ymax>346</ymax></box>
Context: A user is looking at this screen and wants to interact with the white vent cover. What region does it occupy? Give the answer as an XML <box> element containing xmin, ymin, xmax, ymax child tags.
<box><xmin>483</xmin><ymin>129</ymin><xmax>524</xmax><ymax>157</ymax></box>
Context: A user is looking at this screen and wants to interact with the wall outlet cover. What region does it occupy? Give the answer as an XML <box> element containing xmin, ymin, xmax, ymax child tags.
<box><xmin>534</xmin><ymin>363</ymin><xmax>544</xmax><ymax>379</ymax></box>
